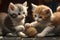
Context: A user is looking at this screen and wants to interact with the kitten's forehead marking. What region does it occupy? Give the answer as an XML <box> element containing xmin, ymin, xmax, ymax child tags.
<box><xmin>15</xmin><ymin>4</ymin><xmax>27</xmax><ymax>12</ymax></box>
<box><xmin>33</xmin><ymin>5</ymin><xmax>50</xmax><ymax>15</ymax></box>
<box><xmin>15</xmin><ymin>4</ymin><xmax>23</xmax><ymax>12</ymax></box>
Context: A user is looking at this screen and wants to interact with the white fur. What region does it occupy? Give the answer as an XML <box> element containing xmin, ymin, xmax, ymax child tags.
<box><xmin>18</xmin><ymin>32</ymin><xmax>28</xmax><ymax>37</ymax></box>
<box><xmin>15</xmin><ymin>25</ymin><xmax>25</xmax><ymax>31</ymax></box>
<box><xmin>23</xmin><ymin>6</ymin><xmax>28</xmax><ymax>16</ymax></box>
<box><xmin>50</xmin><ymin>9</ymin><xmax>54</xmax><ymax>21</ymax></box>
<box><xmin>25</xmin><ymin>21</ymin><xmax>39</xmax><ymax>28</ymax></box>
<box><xmin>7</xmin><ymin>1</ymin><xmax>28</xmax><ymax>37</ymax></box>
<box><xmin>30</xmin><ymin>21</ymin><xmax>39</xmax><ymax>27</ymax></box>
<box><xmin>23</xmin><ymin>1</ymin><xmax>27</xmax><ymax>7</ymax></box>
<box><xmin>37</xmin><ymin>26</ymin><xmax>55</xmax><ymax>37</ymax></box>
<box><xmin>32</xmin><ymin>3</ymin><xmax>37</xmax><ymax>11</ymax></box>
<box><xmin>8</xmin><ymin>3</ymin><xmax>19</xmax><ymax>14</ymax></box>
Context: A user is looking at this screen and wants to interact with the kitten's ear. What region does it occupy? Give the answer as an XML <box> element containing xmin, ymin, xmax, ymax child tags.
<box><xmin>23</xmin><ymin>1</ymin><xmax>27</xmax><ymax>7</ymax></box>
<box><xmin>31</xmin><ymin>3</ymin><xmax>37</xmax><ymax>11</ymax></box>
<box><xmin>43</xmin><ymin>9</ymin><xmax>52</xmax><ymax>16</ymax></box>
<box><xmin>56</xmin><ymin>6</ymin><xmax>60</xmax><ymax>12</ymax></box>
<box><xmin>43</xmin><ymin>9</ymin><xmax>51</xmax><ymax>14</ymax></box>
<box><xmin>9</xmin><ymin>2</ymin><xmax>15</xmax><ymax>11</ymax></box>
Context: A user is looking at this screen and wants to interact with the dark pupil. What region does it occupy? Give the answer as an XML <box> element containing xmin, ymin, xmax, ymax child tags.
<box><xmin>18</xmin><ymin>13</ymin><xmax>20</xmax><ymax>15</ymax></box>
<box><xmin>39</xmin><ymin>16</ymin><xmax>42</xmax><ymax>18</ymax></box>
<box><xmin>35</xmin><ymin>15</ymin><xmax>37</xmax><ymax>17</ymax></box>
<box><xmin>23</xmin><ymin>12</ymin><xmax>25</xmax><ymax>14</ymax></box>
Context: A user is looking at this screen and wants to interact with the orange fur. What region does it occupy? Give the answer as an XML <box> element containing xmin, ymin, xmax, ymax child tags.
<box><xmin>33</xmin><ymin>5</ymin><xmax>60</xmax><ymax>26</ymax></box>
<box><xmin>52</xmin><ymin>12</ymin><xmax>60</xmax><ymax>26</ymax></box>
<box><xmin>56</xmin><ymin>6</ymin><xmax>60</xmax><ymax>12</ymax></box>
<box><xmin>31</xmin><ymin>4</ymin><xmax>60</xmax><ymax>37</ymax></box>
<box><xmin>25</xmin><ymin>26</ymin><xmax>37</xmax><ymax>37</ymax></box>
<box><xmin>33</xmin><ymin>5</ymin><xmax>51</xmax><ymax>20</ymax></box>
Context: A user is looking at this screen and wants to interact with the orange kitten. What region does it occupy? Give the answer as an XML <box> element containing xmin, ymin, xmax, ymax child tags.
<box><xmin>25</xmin><ymin>4</ymin><xmax>55</xmax><ymax>37</ymax></box>
<box><xmin>30</xmin><ymin>4</ymin><xmax>60</xmax><ymax>37</ymax></box>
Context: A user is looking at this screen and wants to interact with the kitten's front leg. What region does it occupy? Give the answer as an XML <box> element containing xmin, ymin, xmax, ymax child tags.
<box><xmin>18</xmin><ymin>32</ymin><xmax>28</xmax><ymax>37</ymax></box>
<box><xmin>15</xmin><ymin>25</ymin><xmax>25</xmax><ymax>31</ymax></box>
<box><xmin>25</xmin><ymin>21</ymin><xmax>39</xmax><ymax>28</ymax></box>
<box><xmin>37</xmin><ymin>25</ymin><xmax>55</xmax><ymax>37</ymax></box>
<box><xmin>15</xmin><ymin>25</ymin><xmax>28</xmax><ymax>37</ymax></box>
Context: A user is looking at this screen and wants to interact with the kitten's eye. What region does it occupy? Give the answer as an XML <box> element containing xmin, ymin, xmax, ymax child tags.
<box><xmin>35</xmin><ymin>15</ymin><xmax>37</xmax><ymax>17</ymax></box>
<box><xmin>18</xmin><ymin>13</ymin><xmax>21</xmax><ymax>15</ymax></box>
<box><xmin>38</xmin><ymin>16</ymin><xmax>42</xmax><ymax>18</ymax></box>
<box><xmin>23</xmin><ymin>12</ymin><xmax>25</xmax><ymax>14</ymax></box>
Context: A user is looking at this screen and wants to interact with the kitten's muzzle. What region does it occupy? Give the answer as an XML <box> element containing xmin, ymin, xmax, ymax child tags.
<box><xmin>20</xmin><ymin>16</ymin><xmax>24</xmax><ymax>20</ymax></box>
<box><xmin>36</xmin><ymin>18</ymin><xmax>42</xmax><ymax>22</ymax></box>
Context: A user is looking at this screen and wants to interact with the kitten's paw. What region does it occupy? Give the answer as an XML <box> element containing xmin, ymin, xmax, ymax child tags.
<box><xmin>25</xmin><ymin>23</ymin><xmax>30</xmax><ymax>26</ymax></box>
<box><xmin>25</xmin><ymin>23</ymin><xmax>31</xmax><ymax>28</ymax></box>
<box><xmin>36</xmin><ymin>33</ymin><xmax>45</xmax><ymax>37</ymax></box>
<box><xmin>15</xmin><ymin>25</ymin><xmax>25</xmax><ymax>31</ymax></box>
<box><xmin>0</xmin><ymin>36</ymin><xmax>3</xmax><ymax>39</ymax></box>
<box><xmin>19</xmin><ymin>34</ymin><xmax>28</xmax><ymax>37</ymax></box>
<box><xmin>6</xmin><ymin>33</ymin><xmax>13</xmax><ymax>36</ymax></box>
<box><xmin>6</xmin><ymin>33</ymin><xmax>17</xmax><ymax>36</ymax></box>
<box><xmin>18</xmin><ymin>32</ymin><xmax>28</xmax><ymax>37</ymax></box>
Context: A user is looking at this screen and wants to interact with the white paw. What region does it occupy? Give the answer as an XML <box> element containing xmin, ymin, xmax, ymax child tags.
<box><xmin>37</xmin><ymin>33</ymin><xmax>45</xmax><ymax>37</ymax></box>
<box><xmin>15</xmin><ymin>25</ymin><xmax>25</xmax><ymax>31</ymax></box>
<box><xmin>18</xmin><ymin>32</ymin><xmax>28</xmax><ymax>37</ymax></box>
<box><xmin>0</xmin><ymin>36</ymin><xmax>3</xmax><ymax>39</ymax></box>
<box><xmin>25</xmin><ymin>23</ymin><xmax>30</xmax><ymax>26</ymax></box>
<box><xmin>6</xmin><ymin>33</ymin><xmax>16</xmax><ymax>36</ymax></box>
<box><xmin>25</xmin><ymin>23</ymin><xmax>31</xmax><ymax>28</ymax></box>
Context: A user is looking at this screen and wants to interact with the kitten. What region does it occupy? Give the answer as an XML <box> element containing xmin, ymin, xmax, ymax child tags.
<box><xmin>0</xmin><ymin>1</ymin><xmax>28</xmax><ymax>37</ymax></box>
<box><xmin>30</xmin><ymin>4</ymin><xmax>60</xmax><ymax>37</ymax></box>
<box><xmin>25</xmin><ymin>4</ymin><xmax>55</xmax><ymax>37</ymax></box>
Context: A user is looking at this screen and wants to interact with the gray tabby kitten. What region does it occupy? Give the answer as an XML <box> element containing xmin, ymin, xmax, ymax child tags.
<box><xmin>0</xmin><ymin>1</ymin><xmax>28</xmax><ymax>37</ymax></box>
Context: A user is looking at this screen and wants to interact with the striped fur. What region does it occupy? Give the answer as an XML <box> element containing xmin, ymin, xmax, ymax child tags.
<box><xmin>0</xmin><ymin>1</ymin><xmax>28</xmax><ymax>37</ymax></box>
